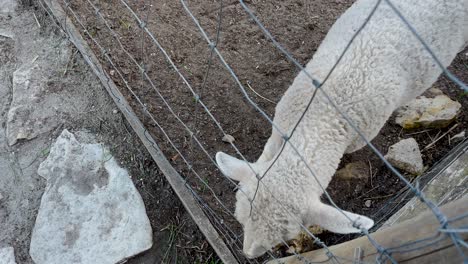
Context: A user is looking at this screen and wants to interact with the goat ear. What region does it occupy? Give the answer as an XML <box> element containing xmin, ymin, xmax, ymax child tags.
<box><xmin>306</xmin><ymin>202</ymin><xmax>374</xmax><ymax>234</ymax></box>
<box><xmin>216</xmin><ymin>152</ymin><xmax>255</xmax><ymax>182</ymax></box>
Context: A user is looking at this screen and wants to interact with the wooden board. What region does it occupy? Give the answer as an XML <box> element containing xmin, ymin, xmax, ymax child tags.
<box><xmin>269</xmin><ymin>196</ymin><xmax>468</xmax><ymax>264</ymax></box>
<box><xmin>40</xmin><ymin>1</ymin><xmax>238</xmax><ymax>263</ymax></box>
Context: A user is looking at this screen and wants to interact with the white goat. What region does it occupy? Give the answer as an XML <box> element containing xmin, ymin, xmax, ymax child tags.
<box><xmin>216</xmin><ymin>0</ymin><xmax>468</xmax><ymax>259</ymax></box>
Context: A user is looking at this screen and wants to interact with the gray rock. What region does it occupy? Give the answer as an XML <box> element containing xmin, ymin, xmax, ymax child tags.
<box><xmin>395</xmin><ymin>95</ymin><xmax>461</xmax><ymax>129</ymax></box>
<box><xmin>30</xmin><ymin>130</ymin><xmax>152</xmax><ymax>264</ymax></box>
<box><xmin>0</xmin><ymin>0</ymin><xmax>17</xmax><ymax>14</ymax></box>
<box><xmin>335</xmin><ymin>161</ymin><xmax>369</xmax><ymax>181</ymax></box>
<box><xmin>0</xmin><ymin>247</ymin><xmax>17</xmax><ymax>264</ymax></box>
<box><xmin>0</xmin><ymin>192</ymin><xmax>3</xmax><ymax>201</ymax></box>
<box><xmin>5</xmin><ymin>37</ymin><xmax>83</xmax><ymax>146</ymax></box>
<box><xmin>385</xmin><ymin>138</ymin><xmax>424</xmax><ymax>175</ymax></box>
<box><xmin>6</xmin><ymin>63</ymin><xmax>58</xmax><ymax>145</ymax></box>
<box><xmin>222</xmin><ymin>134</ymin><xmax>235</xmax><ymax>144</ymax></box>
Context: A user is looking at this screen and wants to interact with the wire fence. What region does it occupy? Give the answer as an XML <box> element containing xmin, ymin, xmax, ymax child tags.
<box><xmin>37</xmin><ymin>0</ymin><xmax>467</xmax><ymax>263</ymax></box>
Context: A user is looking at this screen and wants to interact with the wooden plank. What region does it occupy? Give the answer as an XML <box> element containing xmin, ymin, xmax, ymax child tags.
<box><xmin>269</xmin><ymin>196</ymin><xmax>468</xmax><ymax>264</ymax></box>
<box><xmin>40</xmin><ymin>1</ymin><xmax>238</xmax><ymax>263</ymax></box>
<box><xmin>400</xmin><ymin>244</ymin><xmax>464</xmax><ymax>264</ymax></box>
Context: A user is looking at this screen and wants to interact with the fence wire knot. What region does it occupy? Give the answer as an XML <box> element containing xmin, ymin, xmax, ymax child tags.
<box><xmin>139</xmin><ymin>65</ymin><xmax>146</xmax><ymax>74</ymax></box>
<box><xmin>376</xmin><ymin>245</ymin><xmax>390</xmax><ymax>259</ymax></box>
<box><xmin>208</xmin><ymin>41</ymin><xmax>216</xmax><ymax>50</ymax></box>
<box><xmin>352</xmin><ymin>219</ymin><xmax>362</xmax><ymax>230</ymax></box>
<box><xmin>188</xmin><ymin>130</ymin><xmax>195</xmax><ymax>138</ymax></box>
<box><xmin>254</xmin><ymin>173</ymin><xmax>261</xmax><ymax>180</ymax></box>
<box><xmin>435</xmin><ymin>210</ymin><xmax>449</xmax><ymax>228</ymax></box>
<box><xmin>99</xmin><ymin>47</ymin><xmax>108</xmax><ymax>56</ymax></box>
<box><xmin>311</xmin><ymin>79</ymin><xmax>321</xmax><ymax>88</ymax></box>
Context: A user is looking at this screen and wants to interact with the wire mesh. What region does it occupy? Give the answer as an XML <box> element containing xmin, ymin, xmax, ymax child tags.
<box><xmin>38</xmin><ymin>0</ymin><xmax>467</xmax><ymax>263</ymax></box>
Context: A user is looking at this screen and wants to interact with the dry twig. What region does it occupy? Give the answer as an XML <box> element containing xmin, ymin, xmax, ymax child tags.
<box><xmin>246</xmin><ymin>81</ymin><xmax>276</xmax><ymax>104</ymax></box>
<box><xmin>423</xmin><ymin>124</ymin><xmax>459</xmax><ymax>150</ymax></box>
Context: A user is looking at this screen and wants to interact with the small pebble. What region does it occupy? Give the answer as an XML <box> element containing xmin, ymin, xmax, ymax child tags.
<box><xmin>365</xmin><ymin>200</ymin><xmax>372</xmax><ymax>207</ymax></box>
<box><xmin>112</xmin><ymin>109</ymin><xmax>118</xmax><ymax>114</ymax></box>
<box><xmin>0</xmin><ymin>192</ymin><xmax>3</xmax><ymax>201</ymax></box>
<box><xmin>222</xmin><ymin>134</ymin><xmax>235</xmax><ymax>144</ymax></box>
<box><xmin>451</xmin><ymin>131</ymin><xmax>465</xmax><ymax>142</ymax></box>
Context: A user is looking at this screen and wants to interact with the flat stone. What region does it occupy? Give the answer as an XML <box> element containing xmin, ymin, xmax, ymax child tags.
<box><xmin>0</xmin><ymin>247</ymin><xmax>17</xmax><ymax>264</ymax></box>
<box><xmin>395</xmin><ymin>95</ymin><xmax>461</xmax><ymax>129</ymax></box>
<box><xmin>5</xmin><ymin>39</ymin><xmax>78</xmax><ymax>146</ymax></box>
<box><xmin>6</xmin><ymin>63</ymin><xmax>56</xmax><ymax>145</ymax></box>
<box><xmin>222</xmin><ymin>134</ymin><xmax>235</xmax><ymax>144</ymax></box>
<box><xmin>30</xmin><ymin>130</ymin><xmax>152</xmax><ymax>264</ymax></box>
<box><xmin>335</xmin><ymin>161</ymin><xmax>369</xmax><ymax>181</ymax></box>
<box><xmin>384</xmin><ymin>138</ymin><xmax>424</xmax><ymax>175</ymax></box>
<box><xmin>0</xmin><ymin>0</ymin><xmax>17</xmax><ymax>14</ymax></box>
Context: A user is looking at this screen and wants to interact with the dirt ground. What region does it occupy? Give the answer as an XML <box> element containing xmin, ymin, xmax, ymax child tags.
<box><xmin>59</xmin><ymin>0</ymin><xmax>468</xmax><ymax>261</ymax></box>
<box><xmin>0</xmin><ymin>3</ymin><xmax>216</xmax><ymax>264</ymax></box>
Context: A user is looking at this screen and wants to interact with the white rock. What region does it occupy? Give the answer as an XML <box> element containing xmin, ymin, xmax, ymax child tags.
<box><xmin>451</xmin><ymin>131</ymin><xmax>465</xmax><ymax>142</ymax></box>
<box><xmin>385</xmin><ymin>138</ymin><xmax>424</xmax><ymax>175</ymax></box>
<box><xmin>0</xmin><ymin>247</ymin><xmax>17</xmax><ymax>264</ymax></box>
<box><xmin>112</xmin><ymin>109</ymin><xmax>118</xmax><ymax>114</ymax></box>
<box><xmin>395</xmin><ymin>95</ymin><xmax>461</xmax><ymax>129</ymax></box>
<box><xmin>222</xmin><ymin>134</ymin><xmax>235</xmax><ymax>144</ymax></box>
<box><xmin>30</xmin><ymin>130</ymin><xmax>152</xmax><ymax>264</ymax></box>
<box><xmin>365</xmin><ymin>200</ymin><xmax>372</xmax><ymax>208</ymax></box>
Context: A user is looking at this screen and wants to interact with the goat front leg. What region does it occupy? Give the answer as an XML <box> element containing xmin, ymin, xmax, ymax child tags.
<box><xmin>306</xmin><ymin>202</ymin><xmax>374</xmax><ymax>234</ymax></box>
